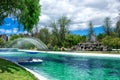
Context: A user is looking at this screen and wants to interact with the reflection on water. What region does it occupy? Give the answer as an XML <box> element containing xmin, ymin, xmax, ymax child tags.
<box><xmin>1</xmin><ymin>52</ymin><xmax>120</xmax><ymax>80</ymax></box>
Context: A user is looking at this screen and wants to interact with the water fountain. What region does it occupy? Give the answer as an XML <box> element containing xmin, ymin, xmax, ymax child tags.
<box><xmin>7</xmin><ymin>37</ymin><xmax>48</xmax><ymax>50</ymax></box>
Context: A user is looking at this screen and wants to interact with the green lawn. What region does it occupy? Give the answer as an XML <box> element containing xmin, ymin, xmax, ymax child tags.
<box><xmin>0</xmin><ymin>58</ymin><xmax>37</xmax><ymax>80</ymax></box>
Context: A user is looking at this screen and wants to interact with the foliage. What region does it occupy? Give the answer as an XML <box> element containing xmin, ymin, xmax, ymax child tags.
<box><xmin>0</xmin><ymin>0</ymin><xmax>41</xmax><ymax>31</ymax></box>
<box><xmin>58</xmin><ymin>16</ymin><xmax>71</xmax><ymax>42</ymax></box>
<box><xmin>103</xmin><ymin>17</ymin><xmax>112</xmax><ymax>35</ymax></box>
<box><xmin>97</xmin><ymin>32</ymin><xmax>117</xmax><ymax>43</ymax></box>
<box><xmin>50</xmin><ymin>21</ymin><xmax>60</xmax><ymax>46</ymax></box>
<box><xmin>53</xmin><ymin>45</ymin><xmax>60</xmax><ymax>51</ymax></box>
<box><xmin>97</xmin><ymin>33</ymin><xmax>106</xmax><ymax>42</ymax></box>
<box><xmin>64</xmin><ymin>34</ymin><xmax>86</xmax><ymax>48</ymax></box>
<box><xmin>102</xmin><ymin>36</ymin><xmax>120</xmax><ymax>49</ymax></box>
<box><xmin>38</xmin><ymin>28</ymin><xmax>50</xmax><ymax>45</ymax></box>
<box><xmin>47</xmin><ymin>34</ymin><xmax>86</xmax><ymax>49</ymax></box>
<box><xmin>0</xmin><ymin>38</ymin><xmax>5</xmax><ymax>48</ymax></box>
<box><xmin>111</xmin><ymin>38</ymin><xmax>120</xmax><ymax>49</ymax></box>
<box><xmin>50</xmin><ymin>16</ymin><xmax>71</xmax><ymax>47</ymax></box>
<box><xmin>101</xmin><ymin>36</ymin><xmax>112</xmax><ymax>47</ymax></box>
<box><xmin>9</xmin><ymin>34</ymin><xmax>24</xmax><ymax>41</ymax></box>
<box><xmin>115</xmin><ymin>18</ymin><xmax>120</xmax><ymax>37</ymax></box>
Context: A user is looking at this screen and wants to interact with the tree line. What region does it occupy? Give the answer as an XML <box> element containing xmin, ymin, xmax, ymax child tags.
<box><xmin>32</xmin><ymin>16</ymin><xmax>86</xmax><ymax>50</ymax></box>
<box><xmin>1</xmin><ymin>16</ymin><xmax>119</xmax><ymax>51</ymax></box>
<box><xmin>88</xmin><ymin>16</ymin><xmax>120</xmax><ymax>50</ymax></box>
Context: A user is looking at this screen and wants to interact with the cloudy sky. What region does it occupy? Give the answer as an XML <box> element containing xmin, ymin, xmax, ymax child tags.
<box><xmin>39</xmin><ymin>0</ymin><xmax>120</xmax><ymax>31</ymax></box>
<box><xmin>0</xmin><ymin>0</ymin><xmax>120</xmax><ymax>35</ymax></box>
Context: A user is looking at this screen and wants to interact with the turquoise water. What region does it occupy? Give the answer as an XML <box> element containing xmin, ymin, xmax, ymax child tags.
<box><xmin>0</xmin><ymin>52</ymin><xmax>120</xmax><ymax>80</ymax></box>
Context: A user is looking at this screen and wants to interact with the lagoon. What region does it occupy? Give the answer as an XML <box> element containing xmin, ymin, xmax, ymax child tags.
<box><xmin>0</xmin><ymin>50</ymin><xmax>120</xmax><ymax>80</ymax></box>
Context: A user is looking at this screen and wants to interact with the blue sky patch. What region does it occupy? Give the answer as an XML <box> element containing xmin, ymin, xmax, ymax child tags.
<box><xmin>70</xmin><ymin>26</ymin><xmax>104</xmax><ymax>36</ymax></box>
<box><xmin>0</xmin><ymin>18</ymin><xmax>24</xmax><ymax>35</ymax></box>
<box><xmin>0</xmin><ymin>18</ymin><xmax>105</xmax><ymax>36</ymax></box>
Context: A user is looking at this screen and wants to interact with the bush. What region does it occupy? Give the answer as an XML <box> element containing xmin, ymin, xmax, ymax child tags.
<box><xmin>53</xmin><ymin>45</ymin><xmax>60</xmax><ymax>51</ymax></box>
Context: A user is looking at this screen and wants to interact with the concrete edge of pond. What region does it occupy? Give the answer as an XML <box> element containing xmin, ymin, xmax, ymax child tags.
<box><xmin>42</xmin><ymin>51</ymin><xmax>120</xmax><ymax>58</ymax></box>
<box><xmin>18</xmin><ymin>49</ymin><xmax>120</xmax><ymax>58</ymax></box>
<box><xmin>23</xmin><ymin>67</ymin><xmax>48</xmax><ymax>80</ymax></box>
<box><xmin>16</xmin><ymin>63</ymin><xmax>48</xmax><ymax>80</ymax></box>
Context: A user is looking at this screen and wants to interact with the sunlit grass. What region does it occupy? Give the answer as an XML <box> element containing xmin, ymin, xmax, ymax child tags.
<box><xmin>0</xmin><ymin>58</ymin><xmax>36</xmax><ymax>80</ymax></box>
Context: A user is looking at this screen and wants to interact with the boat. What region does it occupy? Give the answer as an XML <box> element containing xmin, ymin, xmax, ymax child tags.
<box><xmin>18</xmin><ymin>58</ymin><xmax>43</xmax><ymax>65</ymax></box>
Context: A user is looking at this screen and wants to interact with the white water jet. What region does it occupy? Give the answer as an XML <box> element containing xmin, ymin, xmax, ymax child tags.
<box><xmin>7</xmin><ymin>38</ymin><xmax>48</xmax><ymax>50</ymax></box>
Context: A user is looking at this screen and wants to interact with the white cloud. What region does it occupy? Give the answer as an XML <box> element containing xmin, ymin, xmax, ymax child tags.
<box><xmin>0</xmin><ymin>29</ymin><xmax>12</xmax><ymax>34</ymax></box>
<box><xmin>13</xmin><ymin>28</ymin><xmax>18</xmax><ymax>33</ymax></box>
<box><xmin>6</xmin><ymin>30</ymin><xmax>12</xmax><ymax>34</ymax></box>
<box><xmin>38</xmin><ymin>0</ymin><xmax>120</xmax><ymax>31</ymax></box>
<box><xmin>0</xmin><ymin>29</ymin><xmax>5</xmax><ymax>33</ymax></box>
<box><xmin>69</xmin><ymin>23</ymin><xmax>88</xmax><ymax>30</ymax></box>
<box><xmin>0</xmin><ymin>28</ymin><xmax>19</xmax><ymax>34</ymax></box>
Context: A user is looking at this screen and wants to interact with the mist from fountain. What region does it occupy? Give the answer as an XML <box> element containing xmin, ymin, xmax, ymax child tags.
<box><xmin>7</xmin><ymin>38</ymin><xmax>48</xmax><ymax>50</ymax></box>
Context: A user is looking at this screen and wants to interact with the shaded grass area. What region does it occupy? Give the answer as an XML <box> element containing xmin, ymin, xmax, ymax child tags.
<box><xmin>0</xmin><ymin>58</ymin><xmax>36</xmax><ymax>80</ymax></box>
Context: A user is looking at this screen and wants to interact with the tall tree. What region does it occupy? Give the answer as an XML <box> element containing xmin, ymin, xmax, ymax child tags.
<box><xmin>115</xmin><ymin>16</ymin><xmax>120</xmax><ymax>38</ymax></box>
<box><xmin>58</xmin><ymin>16</ymin><xmax>71</xmax><ymax>43</ymax></box>
<box><xmin>0</xmin><ymin>38</ymin><xmax>5</xmax><ymax>48</ymax></box>
<box><xmin>50</xmin><ymin>16</ymin><xmax>71</xmax><ymax>47</ymax></box>
<box><xmin>38</xmin><ymin>28</ymin><xmax>50</xmax><ymax>45</ymax></box>
<box><xmin>0</xmin><ymin>0</ymin><xmax>41</xmax><ymax>31</ymax></box>
<box><xmin>103</xmin><ymin>17</ymin><xmax>112</xmax><ymax>35</ymax></box>
<box><xmin>50</xmin><ymin>21</ymin><xmax>60</xmax><ymax>46</ymax></box>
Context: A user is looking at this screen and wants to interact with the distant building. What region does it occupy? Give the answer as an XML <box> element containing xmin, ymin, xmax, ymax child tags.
<box><xmin>0</xmin><ymin>34</ymin><xmax>8</xmax><ymax>41</ymax></box>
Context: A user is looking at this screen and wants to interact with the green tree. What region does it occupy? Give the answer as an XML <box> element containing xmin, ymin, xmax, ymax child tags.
<box><xmin>64</xmin><ymin>34</ymin><xmax>86</xmax><ymax>48</ymax></box>
<box><xmin>50</xmin><ymin>21</ymin><xmax>60</xmax><ymax>46</ymax></box>
<box><xmin>9</xmin><ymin>34</ymin><xmax>23</xmax><ymax>41</ymax></box>
<box><xmin>115</xmin><ymin>18</ymin><xmax>120</xmax><ymax>37</ymax></box>
<box><xmin>0</xmin><ymin>38</ymin><xmax>5</xmax><ymax>48</ymax></box>
<box><xmin>0</xmin><ymin>0</ymin><xmax>41</xmax><ymax>31</ymax></box>
<box><xmin>111</xmin><ymin>38</ymin><xmax>120</xmax><ymax>49</ymax></box>
<box><xmin>102</xmin><ymin>36</ymin><xmax>120</xmax><ymax>50</ymax></box>
<box><xmin>103</xmin><ymin>17</ymin><xmax>112</xmax><ymax>36</ymax></box>
<box><xmin>101</xmin><ymin>36</ymin><xmax>112</xmax><ymax>50</ymax></box>
<box><xmin>58</xmin><ymin>16</ymin><xmax>71</xmax><ymax>43</ymax></box>
<box><xmin>50</xmin><ymin>16</ymin><xmax>71</xmax><ymax>47</ymax></box>
<box><xmin>97</xmin><ymin>33</ymin><xmax>106</xmax><ymax>42</ymax></box>
<box><xmin>38</xmin><ymin>28</ymin><xmax>50</xmax><ymax>45</ymax></box>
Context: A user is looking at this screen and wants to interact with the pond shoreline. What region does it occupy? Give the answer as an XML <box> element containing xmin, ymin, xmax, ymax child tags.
<box><xmin>1</xmin><ymin>49</ymin><xmax>120</xmax><ymax>80</ymax></box>
<box><xmin>42</xmin><ymin>51</ymin><xmax>120</xmax><ymax>58</ymax></box>
<box><xmin>0</xmin><ymin>57</ymin><xmax>48</xmax><ymax>80</ymax></box>
<box><xmin>14</xmin><ymin>61</ymin><xmax>48</xmax><ymax>80</ymax></box>
<box><xmin>24</xmin><ymin>67</ymin><xmax>48</xmax><ymax>80</ymax></box>
<box><xmin>18</xmin><ymin>49</ymin><xmax>120</xmax><ymax>58</ymax></box>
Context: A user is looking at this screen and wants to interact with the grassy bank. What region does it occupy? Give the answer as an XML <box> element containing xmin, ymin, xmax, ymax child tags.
<box><xmin>0</xmin><ymin>58</ymin><xmax>36</xmax><ymax>80</ymax></box>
